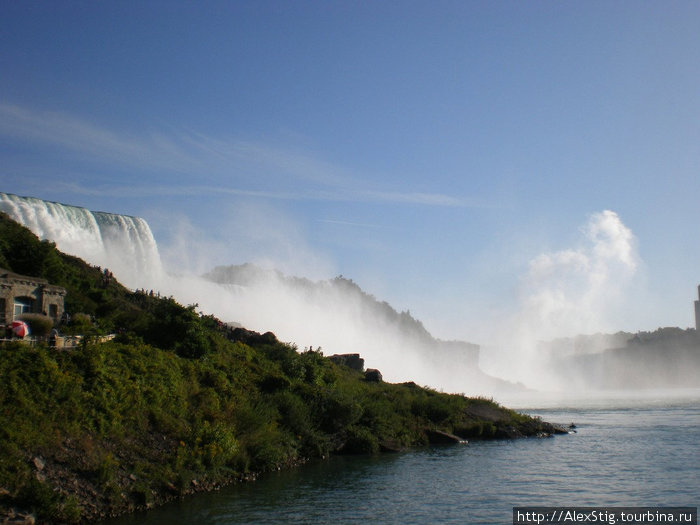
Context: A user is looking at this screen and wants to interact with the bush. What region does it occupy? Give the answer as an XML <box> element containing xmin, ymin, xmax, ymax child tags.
<box><xmin>272</xmin><ymin>391</ymin><xmax>311</xmax><ymax>435</ymax></box>
<box><xmin>17</xmin><ymin>313</ymin><xmax>54</xmax><ymax>337</ymax></box>
<box><xmin>342</xmin><ymin>426</ymin><xmax>379</xmax><ymax>454</ymax></box>
<box><xmin>193</xmin><ymin>422</ymin><xmax>240</xmax><ymax>468</ymax></box>
<box><xmin>319</xmin><ymin>392</ymin><xmax>363</xmax><ymax>432</ymax></box>
<box><xmin>96</xmin><ymin>452</ymin><xmax>119</xmax><ymax>485</ymax></box>
<box><xmin>15</xmin><ymin>476</ymin><xmax>80</xmax><ymax>523</ymax></box>
<box><xmin>66</xmin><ymin>313</ymin><xmax>94</xmax><ymax>335</ymax></box>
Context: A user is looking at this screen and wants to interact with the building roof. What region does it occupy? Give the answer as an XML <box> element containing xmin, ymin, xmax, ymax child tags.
<box><xmin>0</xmin><ymin>267</ymin><xmax>65</xmax><ymax>294</ymax></box>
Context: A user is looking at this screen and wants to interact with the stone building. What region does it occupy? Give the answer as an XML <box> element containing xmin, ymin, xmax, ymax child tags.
<box><xmin>0</xmin><ymin>268</ymin><xmax>66</xmax><ymax>325</ymax></box>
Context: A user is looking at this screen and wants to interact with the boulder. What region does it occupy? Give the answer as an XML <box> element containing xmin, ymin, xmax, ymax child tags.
<box><xmin>364</xmin><ymin>368</ymin><xmax>383</xmax><ymax>382</ymax></box>
<box><xmin>32</xmin><ymin>456</ymin><xmax>45</xmax><ymax>471</ymax></box>
<box><xmin>328</xmin><ymin>353</ymin><xmax>365</xmax><ymax>372</ymax></box>
<box><xmin>426</xmin><ymin>429</ymin><xmax>468</xmax><ymax>445</ymax></box>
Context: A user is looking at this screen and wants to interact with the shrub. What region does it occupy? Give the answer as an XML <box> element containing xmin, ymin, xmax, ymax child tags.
<box><xmin>17</xmin><ymin>313</ymin><xmax>54</xmax><ymax>337</ymax></box>
<box><xmin>259</xmin><ymin>372</ymin><xmax>292</xmax><ymax>393</ymax></box>
<box><xmin>193</xmin><ymin>422</ymin><xmax>240</xmax><ymax>469</ymax></box>
<box><xmin>411</xmin><ymin>396</ymin><xmax>450</xmax><ymax>423</ymax></box>
<box><xmin>96</xmin><ymin>452</ymin><xmax>119</xmax><ymax>485</ymax></box>
<box><xmin>14</xmin><ymin>476</ymin><xmax>80</xmax><ymax>523</ymax></box>
<box><xmin>342</xmin><ymin>426</ymin><xmax>379</xmax><ymax>454</ymax></box>
<box><xmin>319</xmin><ymin>392</ymin><xmax>363</xmax><ymax>432</ymax></box>
<box><xmin>64</xmin><ymin>312</ymin><xmax>94</xmax><ymax>335</ymax></box>
<box><xmin>272</xmin><ymin>391</ymin><xmax>311</xmax><ymax>435</ymax></box>
<box><xmin>244</xmin><ymin>431</ymin><xmax>289</xmax><ymax>471</ymax></box>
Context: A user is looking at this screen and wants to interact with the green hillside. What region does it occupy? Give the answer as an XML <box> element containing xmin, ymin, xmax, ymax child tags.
<box><xmin>0</xmin><ymin>212</ymin><xmax>562</xmax><ymax>523</ymax></box>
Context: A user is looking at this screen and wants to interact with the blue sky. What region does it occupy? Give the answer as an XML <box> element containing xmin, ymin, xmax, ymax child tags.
<box><xmin>1</xmin><ymin>1</ymin><xmax>699</xmax><ymax>341</ymax></box>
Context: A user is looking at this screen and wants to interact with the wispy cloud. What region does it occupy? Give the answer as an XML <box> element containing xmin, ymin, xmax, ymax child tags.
<box><xmin>1</xmin><ymin>102</ymin><xmax>475</xmax><ymax>208</ymax></box>
<box><xmin>361</xmin><ymin>190</ymin><xmax>466</xmax><ymax>207</ymax></box>
<box><xmin>54</xmin><ymin>181</ymin><xmax>474</xmax><ymax>208</ymax></box>
<box><xmin>0</xmin><ymin>103</ymin><xmax>198</xmax><ymax>173</ymax></box>
<box><xmin>319</xmin><ymin>219</ymin><xmax>383</xmax><ymax>229</ymax></box>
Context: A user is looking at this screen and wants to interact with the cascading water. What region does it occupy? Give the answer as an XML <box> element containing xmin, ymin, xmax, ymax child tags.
<box><xmin>0</xmin><ymin>192</ymin><xmax>162</xmax><ymax>289</ymax></box>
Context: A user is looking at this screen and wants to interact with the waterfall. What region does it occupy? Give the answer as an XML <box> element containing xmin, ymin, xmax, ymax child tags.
<box><xmin>0</xmin><ymin>192</ymin><xmax>162</xmax><ymax>289</ymax></box>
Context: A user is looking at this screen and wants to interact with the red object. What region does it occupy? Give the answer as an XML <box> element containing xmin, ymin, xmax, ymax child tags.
<box><xmin>11</xmin><ymin>320</ymin><xmax>30</xmax><ymax>338</ymax></box>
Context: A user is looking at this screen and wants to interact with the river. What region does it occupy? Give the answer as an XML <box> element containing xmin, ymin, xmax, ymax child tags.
<box><xmin>106</xmin><ymin>390</ymin><xmax>699</xmax><ymax>524</ymax></box>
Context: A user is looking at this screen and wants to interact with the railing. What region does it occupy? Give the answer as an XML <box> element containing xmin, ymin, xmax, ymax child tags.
<box><xmin>0</xmin><ymin>334</ymin><xmax>115</xmax><ymax>349</ymax></box>
<box><xmin>0</xmin><ymin>337</ymin><xmax>37</xmax><ymax>346</ymax></box>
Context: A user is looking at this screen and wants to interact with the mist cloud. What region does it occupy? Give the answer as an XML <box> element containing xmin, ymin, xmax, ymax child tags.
<box><xmin>482</xmin><ymin>210</ymin><xmax>640</xmax><ymax>388</ymax></box>
<box><xmin>3</xmin><ymin>192</ymin><xmax>653</xmax><ymax>396</ymax></box>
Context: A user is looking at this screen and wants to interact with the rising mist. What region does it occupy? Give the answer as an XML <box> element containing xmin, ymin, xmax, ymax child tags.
<box><xmin>2</xmin><ymin>193</ymin><xmax>697</xmax><ymax>397</ymax></box>
<box><xmin>480</xmin><ymin>210</ymin><xmax>643</xmax><ymax>390</ymax></box>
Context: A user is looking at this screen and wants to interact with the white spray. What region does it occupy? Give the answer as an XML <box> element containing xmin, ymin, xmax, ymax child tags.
<box><xmin>0</xmin><ymin>192</ymin><xmax>162</xmax><ymax>289</ymax></box>
<box><xmin>480</xmin><ymin>210</ymin><xmax>640</xmax><ymax>390</ymax></box>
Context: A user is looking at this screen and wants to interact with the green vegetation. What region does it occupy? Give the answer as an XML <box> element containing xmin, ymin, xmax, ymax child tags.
<box><xmin>0</xmin><ymin>213</ymin><xmax>559</xmax><ymax>522</ymax></box>
<box><xmin>16</xmin><ymin>313</ymin><xmax>54</xmax><ymax>338</ymax></box>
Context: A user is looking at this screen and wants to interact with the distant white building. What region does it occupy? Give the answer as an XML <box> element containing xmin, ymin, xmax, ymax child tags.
<box><xmin>695</xmin><ymin>285</ymin><xmax>700</xmax><ymax>331</ymax></box>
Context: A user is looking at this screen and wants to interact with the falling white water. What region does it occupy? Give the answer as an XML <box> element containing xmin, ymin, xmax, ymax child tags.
<box><xmin>0</xmin><ymin>192</ymin><xmax>162</xmax><ymax>289</ymax></box>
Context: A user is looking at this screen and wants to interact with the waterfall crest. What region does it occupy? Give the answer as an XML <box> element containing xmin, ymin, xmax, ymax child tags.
<box><xmin>0</xmin><ymin>192</ymin><xmax>162</xmax><ymax>288</ymax></box>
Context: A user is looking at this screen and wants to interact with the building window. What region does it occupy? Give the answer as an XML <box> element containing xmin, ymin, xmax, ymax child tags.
<box><xmin>0</xmin><ymin>298</ymin><xmax>5</xmax><ymax>324</ymax></box>
<box><xmin>13</xmin><ymin>297</ymin><xmax>33</xmax><ymax>319</ymax></box>
<box><xmin>49</xmin><ymin>304</ymin><xmax>58</xmax><ymax>319</ymax></box>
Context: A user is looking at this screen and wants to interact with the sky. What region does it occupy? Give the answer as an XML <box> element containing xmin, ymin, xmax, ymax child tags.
<box><xmin>1</xmin><ymin>1</ymin><xmax>699</xmax><ymax>343</ymax></box>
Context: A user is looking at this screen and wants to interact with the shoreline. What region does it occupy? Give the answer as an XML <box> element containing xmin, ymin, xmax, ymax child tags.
<box><xmin>0</xmin><ymin>358</ymin><xmax>568</xmax><ymax>525</ymax></box>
